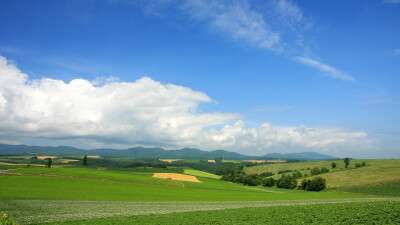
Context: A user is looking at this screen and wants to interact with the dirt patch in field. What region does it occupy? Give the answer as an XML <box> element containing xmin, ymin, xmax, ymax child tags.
<box><xmin>37</xmin><ymin>156</ymin><xmax>57</xmax><ymax>160</ymax></box>
<box><xmin>159</xmin><ymin>159</ymin><xmax>183</xmax><ymax>163</ymax></box>
<box><xmin>60</xmin><ymin>159</ymin><xmax>80</xmax><ymax>163</ymax></box>
<box><xmin>152</xmin><ymin>173</ymin><xmax>201</xmax><ymax>183</ymax></box>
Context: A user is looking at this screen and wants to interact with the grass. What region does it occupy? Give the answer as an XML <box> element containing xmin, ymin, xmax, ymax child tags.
<box><xmin>0</xmin><ymin>169</ymin><xmax>366</xmax><ymax>201</ymax></box>
<box><xmin>245</xmin><ymin>159</ymin><xmax>400</xmax><ymax>194</ymax></box>
<box><xmin>183</xmin><ymin>169</ymin><xmax>221</xmax><ymax>179</ymax></box>
<box><xmin>4</xmin><ymin>199</ymin><xmax>395</xmax><ymax>224</ymax></box>
<box><xmin>340</xmin><ymin>181</ymin><xmax>400</xmax><ymax>197</ymax></box>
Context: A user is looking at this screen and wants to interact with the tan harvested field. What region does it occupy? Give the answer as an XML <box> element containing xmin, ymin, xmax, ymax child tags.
<box><xmin>267</xmin><ymin>160</ymin><xmax>287</xmax><ymax>163</ymax></box>
<box><xmin>207</xmin><ymin>160</ymin><xmax>216</xmax><ymax>163</ymax></box>
<box><xmin>86</xmin><ymin>155</ymin><xmax>100</xmax><ymax>158</ymax></box>
<box><xmin>243</xmin><ymin>160</ymin><xmax>266</xmax><ymax>163</ymax></box>
<box><xmin>152</xmin><ymin>173</ymin><xmax>201</xmax><ymax>183</ymax></box>
<box><xmin>159</xmin><ymin>159</ymin><xmax>183</xmax><ymax>163</ymax></box>
<box><xmin>37</xmin><ymin>156</ymin><xmax>57</xmax><ymax>160</ymax></box>
<box><xmin>60</xmin><ymin>159</ymin><xmax>80</xmax><ymax>163</ymax></box>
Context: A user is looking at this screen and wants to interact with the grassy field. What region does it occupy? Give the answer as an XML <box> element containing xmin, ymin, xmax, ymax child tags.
<box><xmin>245</xmin><ymin>159</ymin><xmax>400</xmax><ymax>195</ymax></box>
<box><xmin>184</xmin><ymin>169</ymin><xmax>222</xmax><ymax>179</ymax></box>
<box><xmin>1</xmin><ymin>160</ymin><xmax>399</xmax><ymax>224</ymax></box>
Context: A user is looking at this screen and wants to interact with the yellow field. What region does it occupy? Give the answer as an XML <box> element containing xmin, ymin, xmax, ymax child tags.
<box><xmin>86</xmin><ymin>155</ymin><xmax>100</xmax><ymax>158</ymax></box>
<box><xmin>37</xmin><ymin>156</ymin><xmax>57</xmax><ymax>160</ymax></box>
<box><xmin>152</xmin><ymin>173</ymin><xmax>201</xmax><ymax>183</ymax></box>
<box><xmin>207</xmin><ymin>160</ymin><xmax>216</xmax><ymax>163</ymax></box>
<box><xmin>159</xmin><ymin>159</ymin><xmax>183</xmax><ymax>163</ymax></box>
<box><xmin>243</xmin><ymin>160</ymin><xmax>266</xmax><ymax>163</ymax></box>
<box><xmin>60</xmin><ymin>159</ymin><xmax>80</xmax><ymax>163</ymax></box>
<box><xmin>267</xmin><ymin>160</ymin><xmax>287</xmax><ymax>163</ymax></box>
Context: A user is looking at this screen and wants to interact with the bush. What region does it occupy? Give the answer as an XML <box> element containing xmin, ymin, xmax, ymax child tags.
<box><xmin>331</xmin><ymin>162</ymin><xmax>336</xmax><ymax>169</ymax></box>
<box><xmin>291</xmin><ymin>171</ymin><xmax>303</xmax><ymax>179</ymax></box>
<box><xmin>276</xmin><ymin>174</ymin><xmax>297</xmax><ymax>189</ymax></box>
<box><xmin>310</xmin><ymin>167</ymin><xmax>321</xmax><ymax>175</ymax></box>
<box><xmin>277</xmin><ymin>169</ymin><xmax>292</xmax><ymax>174</ymax></box>
<box><xmin>300</xmin><ymin>177</ymin><xmax>326</xmax><ymax>192</ymax></box>
<box><xmin>0</xmin><ymin>213</ymin><xmax>16</xmax><ymax>225</ymax></box>
<box><xmin>361</xmin><ymin>161</ymin><xmax>366</xmax><ymax>167</ymax></box>
<box><xmin>310</xmin><ymin>167</ymin><xmax>329</xmax><ymax>175</ymax></box>
<box><xmin>262</xmin><ymin>177</ymin><xmax>275</xmax><ymax>187</ymax></box>
<box><xmin>242</xmin><ymin>174</ymin><xmax>261</xmax><ymax>186</ymax></box>
<box><xmin>260</xmin><ymin>172</ymin><xmax>274</xmax><ymax>177</ymax></box>
<box><xmin>355</xmin><ymin>163</ymin><xmax>361</xmax><ymax>168</ymax></box>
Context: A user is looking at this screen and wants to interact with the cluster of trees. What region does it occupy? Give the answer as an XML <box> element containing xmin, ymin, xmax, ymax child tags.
<box><xmin>299</xmin><ymin>177</ymin><xmax>326</xmax><ymax>191</ymax></box>
<box><xmin>310</xmin><ymin>167</ymin><xmax>329</xmax><ymax>175</ymax></box>
<box><xmin>221</xmin><ymin>169</ymin><xmax>275</xmax><ymax>186</ymax></box>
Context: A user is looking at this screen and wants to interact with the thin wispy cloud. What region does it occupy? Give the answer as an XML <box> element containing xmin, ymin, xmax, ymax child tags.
<box><xmin>296</xmin><ymin>56</ymin><xmax>355</xmax><ymax>81</ymax></box>
<box><xmin>182</xmin><ymin>0</ymin><xmax>281</xmax><ymax>51</ymax></box>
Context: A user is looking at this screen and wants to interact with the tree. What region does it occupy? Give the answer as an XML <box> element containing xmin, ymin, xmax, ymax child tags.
<box><xmin>300</xmin><ymin>177</ymin><xmax>326</xmax><ymax>192</ymax></box>
<box><xmin>344</xmin><ymin>157</ymin><xmax>350</xmax><ymax>168</ymax></box>
<box><xmin>331</xmin><ymin>162</ymin><xmax>336</xmax><ymax>169</ymax></box>
<box><xmin>262</xmin><ymin>177</ymin><xmax>275</xmax><ymax>187</ymax></box>
<box><xmin>361</xmin><ymin>161</ymin><xmax>366</xmax><ymax>167</ymax></box>
<box><xmin>276</xmin><ymin>174</ymin><xmax>297</xmax><ymax>189</ymax></box>
<box><xmin>47</xmin><ymin>158</ymin><xmax>52</xmax><ymax>168</ymax></box>
<box><xmin>83</xmin><ymin>155</ymin><xmax>88</xmax><ymax>166</ymax></box>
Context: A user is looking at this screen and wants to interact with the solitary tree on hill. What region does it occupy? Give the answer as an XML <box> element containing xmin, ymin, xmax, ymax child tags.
<box><xmin>47</xmin><ymin>158</ymin><xmax>52</xmax><ymax>168</ymax></box>
<box><xmin>83</xmin><ymin>155</ymin><xmax>88</xmax><ymax>166</ymax></box>
<box><xmin>343</xmin><ymin>157</ymin><xmax>350</xmax><ymax>168</ymax></box>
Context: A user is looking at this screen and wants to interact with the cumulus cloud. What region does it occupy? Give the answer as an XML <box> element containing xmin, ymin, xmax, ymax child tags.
<box><xmin>296</xmin><ymin>56</ymin><xmax>355</xmax><ymax>81</ymax></box>
<box><xmin>0</xmin><ymin>55</ymin><xmax>368</xmax><ymax>154</ymax></box>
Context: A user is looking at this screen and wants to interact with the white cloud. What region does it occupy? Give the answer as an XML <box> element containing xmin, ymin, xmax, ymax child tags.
<box><xmin>0</xmin><ymin>55</ymin><xmax>368</xmax><ymax>154</ymax></box>
<box><xmin>296</xmin><ymin>56</ymin><xmax>355</xmax><ymax>81</ymax></box>
<box><xmin>182</xmin><ymin>0</ymin><xmax>281</xmax><ymax>51</ymax></box>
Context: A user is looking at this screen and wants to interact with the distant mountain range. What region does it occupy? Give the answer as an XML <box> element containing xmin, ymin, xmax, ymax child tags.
<box><xmin>0</xmin><ymin>144</ymin><xmax>338</xmax><ymax>161</ymax></box>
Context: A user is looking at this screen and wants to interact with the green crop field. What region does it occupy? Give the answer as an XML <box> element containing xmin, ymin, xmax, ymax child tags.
<box><xmin>184</xmin><ymin>169</ymin><xmax>222</xmax><ymax>179</ymax></box>
<box><xmin>55</xmin><ymin>200</ymin><xmax>400</xmax><ymax>225</ymax></box>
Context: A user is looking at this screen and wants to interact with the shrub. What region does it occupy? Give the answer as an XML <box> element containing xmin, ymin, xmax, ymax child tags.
<box><xmin>291</xmin><ymin>171</ymin><xmax>303</xmax><ymax>179</ymax></box>
<box><xmin>300</xmin><ymin>177</ymin><xmax>326</xmax><ymax>192</ymax></box>
<box><xmin>260</xmin><ymin>172</ymin><xmax>274</xmax><ymax>177</ymax></box>
<box><xmin>331</xmin><ymin>162</ymin><xmax>336</xmax><ymax>169</ymax></box>
<box><xmin>0</xmin><ymin>213</ymin><xmax>16</xmax><ymax>225</ymax></box>
<box><xmin>355</xmin><ymin>163</ymin><xmax>361</xmax><ymax>168</ymax></box>
<box><xmin>262</xmin><ymin>177</ymin><xmax>275</xmax><ymax>187</ymax></box>
<box><xmin>310</xmin><ymin>167</ymin><xmax>321</xmax><ymax>175</ymax></box>
<box><xmin>242</xmin><ymin>174</ymin><xmax>261</xmax><ymax>186</ymax></box>
<box><xmin>276</xmin><ymin>174</ymin><xmax>297</xmax><ymax>189</ymax></box>
<box><xmin>277</xmin><ymin>169</ymin><xmax>292</xmax><ymax>174</ymax></box>
<box><xmin>361</xmin><ymin>161</ymin><xmax>366</xmax><ymax>166</ymax></box>
<box><xmin>320</xmin><ymin>167</ymin><xmax>329</xmax><ymax>173</ymax></box>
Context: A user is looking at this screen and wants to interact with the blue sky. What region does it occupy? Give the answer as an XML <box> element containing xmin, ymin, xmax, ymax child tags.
<box><xmin>0</xmin><ymin>0</ymin><xmax>399</xmax><ymax>158</ymax></box>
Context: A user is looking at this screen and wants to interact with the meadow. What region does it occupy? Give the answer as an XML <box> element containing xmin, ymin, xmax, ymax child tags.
<box><xmin>1</xmin><ymin>157</ymin><xmax>400</xmax><ymax>224</ymax></box>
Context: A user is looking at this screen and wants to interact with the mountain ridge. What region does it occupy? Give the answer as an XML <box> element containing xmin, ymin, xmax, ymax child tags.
<box><xmin>0</xmin><ymin>143</ymin><xmax>338</xmax><ymax>161</ymax></box>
